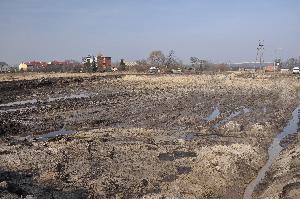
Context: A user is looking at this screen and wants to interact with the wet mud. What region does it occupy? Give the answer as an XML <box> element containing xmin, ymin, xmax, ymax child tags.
<box><xmin>0</xmin><ymin>72</ymin><xmax>300</xmax><ymax>199</ymax></box>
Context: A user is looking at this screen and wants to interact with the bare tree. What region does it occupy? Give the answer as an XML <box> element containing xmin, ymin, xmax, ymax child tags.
<box><xmin>190</xmin><ymin>57</ymin><xmax>199</xmax><ymax>66</ymax></box>
<box><xmin>136</xmin><ymin>59</ymin><xmax>148</xmax><ymax>66</ymax></box>
<box><xmin>284</xmin><ymin>57</ymin><xmax>298</xmax><ymax>69</ymax></box>
<box><xmin>132</xmin><ymin>59</ymin><xmax>148</xmax><ymax>72</ymax></box>
<box><xmin>215</xmin><ymin>63</ymin><xmax>229</xmax><ymax>72</ymax></box>
<box><xmin>190</xmin><ymin>57</ymin><xmax>206</xmax><ymax>71</ymax></box>
<box><xmin>148</xmin><ymin>51</ymin><xmax>165</xmax><ymax>67</ymax></box>
<box><xmin>165</xmin><ymin>50</ymin><xmax>180</xmax><ymax>69</ymax></box>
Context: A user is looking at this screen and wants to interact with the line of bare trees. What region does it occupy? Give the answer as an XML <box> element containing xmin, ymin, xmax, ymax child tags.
<box><xmin>128</xmin><ymin>50</ymin><xmax>230</xmax><ymax>73</ymax></box>
<box><xmin>282</xmin><ymin>57</ymin><xmax>300</xmax><ymax>69</ymax></box>
<box><xmin>128</xmin><ymin>50</ymin><xmax>183</xmax><ymax>72</ymax></box>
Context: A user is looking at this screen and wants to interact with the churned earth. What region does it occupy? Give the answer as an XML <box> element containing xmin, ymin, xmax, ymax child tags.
<box><xmin>253</xmin><ymin>126</ymin><xmax>300</xmax><ymax>199</ymax></box>
<box><xmin>0</xmin><ymin>72</ymin><xmax>300</xmax><ymax>199</ymax></box>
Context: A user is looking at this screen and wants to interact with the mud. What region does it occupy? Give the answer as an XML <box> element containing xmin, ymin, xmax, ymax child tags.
<box><xmin>244</xmin><ymin>106</ymin><xmax>300</xmax><ymax>199</ymax></box>
<box><xmin>0</xmin><ymin>72</ymin><xmax>300</xmax><ymax>199</ymax></box>
<box><xmin>250</xmin><ymin>110</ymin><xmax>300</xmax><ymax>199</ymax></box>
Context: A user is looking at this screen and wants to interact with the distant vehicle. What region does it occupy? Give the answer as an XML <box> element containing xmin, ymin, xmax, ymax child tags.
<box><xmin>292</xmin><ymin>67</ymin><xmax>299</xmax><ymax>74</ymax></box>
<box><xmin>112</xmin><ymin>67</ymin><xmax>118</xmax><ymax>72</ymax></box>
<box><xmin>280</xmin><ymin>68</ymin><xmax>289</xmax><ymax>73</ymax></box>
<box><xmin>171</xmin><ymin>68</ymin><xmax>182</xmax><ymax>74</ymax></box>
<box><xmin>149</xmin><ymin>67</ymin><xmax>160</xmax><ymax>74</ymax></box>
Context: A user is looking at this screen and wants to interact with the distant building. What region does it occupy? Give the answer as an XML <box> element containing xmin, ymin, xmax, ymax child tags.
<box><xmin>19</xmin><ymin>63</ymin><xmax>28</xmax><ymax>71</ymax></box>
<box><xmin>97</xmin><ymin>55</ymin><xmax>112</xmax><ymax>69</ymax></box>
<box><xmin>82</xmin><ymin>54</ymin><xmax>112</xmax><ymax>71</ymax></box>
<box><xmin>15</xmin><ymin>59</ymin><xmax>82</xmax><ymax>72</ymax></box>
<box><xmin>82</xmin><ymin>55</ymin><xmax>96</xmax><ymax>65</ymax></box>
<box><xmin>0</xmin><ymin>62</ymin><xmax>11</xmax><ymax>72</ymax></box>
<box><xmin>232</xmin><ymin>62</ymin><xmax>273</xmax><ymax>70</ymax></box>
<box><xmin>244</xmin><ymin>68</ymin><xmax>256</xmax><ymax>73</ymax></box>
<box><xmin>25</xmin><ymin>61</ymin><xmax>48</xmax><ymax>71</ymax></box>
<box><xmin>124</xmin><ymin>61</ymin><xmax>137</xmax><ymax>67</ymax></box>
<box><xmin>264</xmin><ymin>59</ymin><xmax>283</xmax><ymax>72</ymax></box>
<box><xmin>264</xmin><ymin>65</ymin><xmax>279</xmax><ymax>72</ymax></box>
<box><xmin>0</xmin><ymin>62</ymin><xmax>8</xmax><ymax>67</ymax></box>
<box><xmin>264</xmin><ymin>65</ymin><xmax>275</xmax><ymax>72</ymax></box>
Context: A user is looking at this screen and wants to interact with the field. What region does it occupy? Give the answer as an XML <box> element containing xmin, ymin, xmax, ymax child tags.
<box><xmin>1</xmin><ymin>72</ymin><xmax>300</xmax><ymax>199</ymax></box>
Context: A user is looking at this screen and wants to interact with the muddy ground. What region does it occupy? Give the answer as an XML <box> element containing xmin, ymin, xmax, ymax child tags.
<box><xmin>0</xmin><ymin>72</ymin><xmax>300</xmax><ymax>199</ymax></box>
<box><xmin>253</xmin><ymin>127</ymin><xmax>300</xmax><ymax>199</ymax></box>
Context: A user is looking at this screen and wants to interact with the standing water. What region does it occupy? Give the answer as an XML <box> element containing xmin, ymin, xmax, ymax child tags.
<box><xmin>213</xmin><ymin>107</ymin><xmax>250</xmax><ymax>128</ymax></box>
<box><xmin>36</xmin><ymin>129</ymin><xmax>75</xmax><ymax>141</ymax></box>
<box><xmin>206</xmin><ymin>106</ymin><xmax>220</xmax><ymax>121</ymax></box>
<box><xmin>243</xmin><ymin>105</ymin><xmax>300</xmax><ymax>199</ymax></box>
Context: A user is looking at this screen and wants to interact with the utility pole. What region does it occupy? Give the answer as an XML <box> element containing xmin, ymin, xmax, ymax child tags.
<box><xmin>256</xmin><ymin>40</ymin><xmax>265</xmax><ymax>70</ymax></box>
<box><xmin>274</xmin><ymin>48</ymin><xmax>283</xmax><ymax>70</ymax></box>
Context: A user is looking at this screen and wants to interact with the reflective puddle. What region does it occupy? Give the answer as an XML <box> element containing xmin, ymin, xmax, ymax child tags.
<box><xmin>0</xmin><ymin>92</ymin><xmax>93</xmax><ymax>113</ymax></box>
<box><xmin>35</xmin><ymin>128</ymin><xmax>76</xmax><ymax>141</ymax></box>
<box><xmin>206</xmin><ymin>106</ymin><xmax>220</xmax><ymax>121</ymax></box>
<box><xmin>0</xmin><ymin>106</ymin><xmax>37</xmax><ymax>113</ymax></box>
<box><xmin>213</xmin><ymin>107</ymin><xmax>250</xmax><ymax>128</ymax></box>
<box><xmin>0</xmin><ymin>99</ymin><xmax>37</xmax><ymax>107</ymax></box>
<box><xmin>48</xmin><ymin>93</ymin><xmax>90</xmax><ymax>102</ymax></box>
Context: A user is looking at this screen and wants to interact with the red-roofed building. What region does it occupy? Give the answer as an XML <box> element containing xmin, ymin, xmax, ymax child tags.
<box><xmin>25</xmin><ymin>61</ymin><xmax>48</xmax><ymax>71</ymax></box>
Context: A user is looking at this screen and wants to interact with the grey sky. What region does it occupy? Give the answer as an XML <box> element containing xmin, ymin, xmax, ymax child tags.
<box><xmin>1</xmin><ymin>0</ymin><xmax>300</xmax><ymax>65</ymax></box>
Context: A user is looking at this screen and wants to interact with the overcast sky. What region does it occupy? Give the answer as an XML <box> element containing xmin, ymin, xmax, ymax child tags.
<box><xmin>1</xmin><ymin>0</ymin><xmax>300</xmax><ymax>65</ymax></box>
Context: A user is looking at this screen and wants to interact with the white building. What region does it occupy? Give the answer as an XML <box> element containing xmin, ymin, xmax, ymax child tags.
<box><xmin>82</xmin><ymin>55</ymin><xmax>96</xmax><ymax>64</ymax></box>
<box><xmin>0</xmin><ymin>62</ymin><xmax>11</xmax><ymax>72</ymax></box>
<box><xmin>124</xmin><ymin>61</ymin><xmax>138</xmax><ymax>67</ymax></box>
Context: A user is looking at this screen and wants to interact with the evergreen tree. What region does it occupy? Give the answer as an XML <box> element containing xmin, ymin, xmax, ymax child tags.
<box><xmin>92</xmin><ymin>59</ymin><xmax>97</xmax><ymax>72</ymax></box>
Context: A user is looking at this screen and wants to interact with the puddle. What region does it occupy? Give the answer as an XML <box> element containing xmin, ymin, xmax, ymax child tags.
<box><xmin>0</xmin><ymin>99</ymin><xmax>37</xmax><ymax>107</ymax></box>
<box><xmin>206</xmin><ymin>106</ymin><xmax>220</xmax><ymax>121</ymax></box>
<box><xmin>213</xmin><ymin>107</ymin><xmax>250</xmax><ymax>128</ymax></box>
<box><xmin>213</xmin><ymin>110</ymin><xmax>241</xmax><ymax>128</ymax></box>
<box><xmin>243</xmin><ymin>107</ymin><xmax>251</xmax><ymax>113</ymax></box>
<box><xmin>0</xmin><ymin>92</ymin><xmax>93</xmax><ymax>112</ymax></box>
<box><xmin>48</xmin><ymin>93</ymin><xmax>90</xmax><ymax>102</ymax></box>
<box><xmin>243</xmin><ymin>105</ymin><xmax>300</xmax><ymax>199</ymax></box>
<box><xmin>0</xmin><ymin>106</ymin><xmax>37</xmax><ymax>113</ymax></box>
<box><xmin>35</xmin><ymin>128</ymin><xmax>76</xmax><ymax>141</ymax></box>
